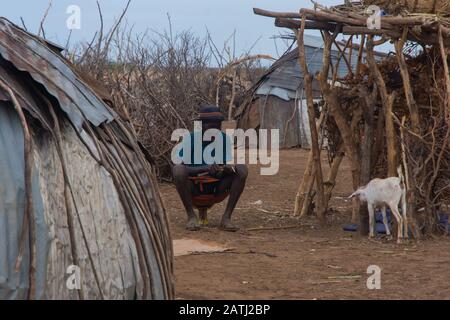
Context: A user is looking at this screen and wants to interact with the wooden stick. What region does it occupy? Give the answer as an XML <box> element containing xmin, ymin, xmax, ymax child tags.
<box><xmin>356</xmin><ymin>35</ymin><xmax>366</xmax><ymax>76</ymax></box>
<box><xmin>366</xmin><ymin>36</ymin><xmax>398</xmax><ymax>177</ymax></box>
<box><xmin>359</xmin><ymin>85</ymin><xmax>378</xmax><ymax>234</ymax></box>
<box><xmin>296</xmin><ymin>13</ymin><xmax>327</xmax><ymax>224</ymax></box>
<box><xmin>90</xmin><ymin>129</ymin><xmax>152</xmax><ymax>299</ymax></box>
<box><xmin>246</xmin><ymin>225</ymin><xmax>302</xmax><ymax>232</ymax></box>
<box><xmin>300</xmin><ymin>8</ymin><xmax>366</xmax><ymax>27</ymax></box>
<box><xmin>343</xmin><ymin>26</ymin><xmax>401</xmax><ymax>38</ymax></box>
<box><xmin>38</xmin><ymin>0</ymin><xmax>52</xmax><ymax>39</ymax></box>
<box><xmin>395</xmin><ymin>28</ymin><xmax>421</xmax><ymax>133</ymax></box>
<box><xmin>46</xmin><ymin>99</ymin><xmax>85</xmax><ymax>300</ymax></box>
<box><xmin>332</xmin><ymin>38</ymin><xmax>354</xmax><ymax>79</ymax></box>
<box><xmin>324</xmin><ymin>145</ymin><xmax>345</xmax><ymax>206</ymax></box>
<box><xmin>438</xmin><ymin>25</ymin><xmax>450</xmax><ymax>120</ymax></box>
<box><xmin>294</xmin><ymin>112</ymin><xmax>326</xmax><ymax>216</ymax></box>
<box><xmin>255</xmin><ymin>7</ymin><xmax>427</xmax><ymax>27</ymax></box>
<box><xmin>299</xmin><ymin>111</ymin><xmax>327</xmax><ymax>218</ymax></box>
<box><xmin>228</xmin><ymin>68</ymin><xmax>237</xmax><ymax>121</ymax></box>
<box><xmin>275</xmin><ymin>18</ymin><xmax>337</xmax><ymax>31</ymax></box>
<box><xmin>400</xmin><ymin>116</ymin><xmax>410</xmax><ymax>190</ymax></box>
<box><xmin>254</xmin><ymin>7</ymin><xmax>301</xmax><ymax>19</ymax></box>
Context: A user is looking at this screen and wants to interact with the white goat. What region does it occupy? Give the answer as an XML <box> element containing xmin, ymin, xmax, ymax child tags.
<box><xmin>349</xmin><ymin>167</ymin><xmax>407</xmax><ymax>243</ymax></box>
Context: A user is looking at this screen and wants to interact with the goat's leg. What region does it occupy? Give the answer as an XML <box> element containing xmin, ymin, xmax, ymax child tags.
<box><xmin>368</xmin><ymin>204</ymin><xmax>375</xmax><ymax>238</ymax></box>
<box><xmin>389</xmin><ymin>204</ymin><xmax>403</xmax><ymax>243</ymax></box>
<box><xmin>381</xmin><ymin>205</ymin><xmax>391</xmax><ymax>237</ymax></box>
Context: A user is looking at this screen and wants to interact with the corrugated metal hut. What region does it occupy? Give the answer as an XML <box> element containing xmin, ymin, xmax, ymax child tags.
<box><xmin>235</xmin><ymin>34</ymin><xmax>386</xmax><ymax>148</ymax></box>
<box><xmin>0</xmin><ymin>18</ymin><xmax>173</xmax><ymax>300</ymax></box>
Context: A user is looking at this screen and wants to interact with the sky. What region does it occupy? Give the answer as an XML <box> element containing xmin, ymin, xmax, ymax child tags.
<box><xmin>3</xmin><ymin>0</ymin><xmax>350</xmax><ymax>60</ymax></box>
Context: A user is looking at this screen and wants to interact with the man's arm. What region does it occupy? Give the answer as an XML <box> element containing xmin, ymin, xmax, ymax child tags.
<box><xmin>182</xmin><ymin>164</ymin><xmax>225</xmax><ymax>176</ymax></box>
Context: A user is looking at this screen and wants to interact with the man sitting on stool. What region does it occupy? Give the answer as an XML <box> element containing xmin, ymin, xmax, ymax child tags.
<box><xmin>172</xmin><ymin>105</ymin><xmax>248</xmax><ymax>231</ymax></box>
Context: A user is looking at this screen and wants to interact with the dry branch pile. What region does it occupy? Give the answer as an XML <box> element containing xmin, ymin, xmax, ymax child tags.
<box><xmin>255</xmin><ymin>2</ymin><xmax>450</xmax><ymax>237</ymax></box>
<box><xmin>69</xmin><ymin>11</ymin><xmax>268</xmax><ymax>179</ymax></box>
<box><xmin>362</xmin><ymin>0</ymin><xmax>450</xmax><ymax>15</ymax></box>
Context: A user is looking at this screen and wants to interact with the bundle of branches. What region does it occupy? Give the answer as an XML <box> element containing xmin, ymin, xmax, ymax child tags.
<box><xmin>69</xmin><ymin>3</ymin><xmax>268</xmax><ymax>179</ymax></box>
<box><xmin>362</xmin><ymin>0</ymin><xmax>450</xmax><ymax>15</ymax></box>
<box><xmin>333</xmin><ymin>47</ymin><xmax>450</xmax><ymax>233</ymax></box>
<box><xmin>389</xmin><ymin>47</ymin><xmax>450</xmax><ymax>233</ymax></box>
<box><xmin>254</xmin><ymin>2</ymin><xmax>450</xmax><ymax>236</ymax></box>
<box><xmin>255</xmin><ymin>3</ymin><xmax>450</xmax><ymax>46</ymax></box>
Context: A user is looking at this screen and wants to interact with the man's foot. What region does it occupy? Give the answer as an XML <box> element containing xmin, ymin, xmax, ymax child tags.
<box><xmin>219</xmin><ymin>219</ymin><xmax>239</xmax><ymax>232</ymax></box>
<box><xmin>198</xmin><ymin>218</ymin><xmax>209</xmax><ymax>226</ymax></box>
<box><xmin>186</xmin><ymin>218</ymin><xmax>200</xmax><ymax>231</ymax></box>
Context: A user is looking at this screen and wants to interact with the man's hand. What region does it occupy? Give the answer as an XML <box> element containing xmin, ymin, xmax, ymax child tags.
<box><xmin>208</xmin><ymin>164</ymin><xmax>221</xmax><ymax>177</ymax></box>
<box><xmin>223</xmin><ymin>164</ymin><xmax>236</xmax><ymax>174</ymax></box>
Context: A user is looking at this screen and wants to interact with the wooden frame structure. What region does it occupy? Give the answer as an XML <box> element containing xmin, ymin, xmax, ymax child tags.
<box><xmin>254</xmin><ymin>2</ymin><xmax>450</xmax><ymax>236</ymax></box>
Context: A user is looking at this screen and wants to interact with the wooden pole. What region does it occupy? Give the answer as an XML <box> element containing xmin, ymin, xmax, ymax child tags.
<box><xmin>294</xmin><ymin>149</ymin><xmax>314</xmax><ymax>216</ymax></box>
<box><xmin>438</xmin><ymin>25</ymin><xmax>450</xmax><ymax>120</ymax></box>
<box><xmin>394</xmin><ymin>28</ymin><xmax>423</xmax><ymax>238</ymax></box>
<box><xmin>358</xmin><ymin>85</ymin><xmax>377</xmax><ymax>235</ymax></box>
<box><xmin>228</xmin><ymin>68</ymin><xmax>237</xmax><ymax>120</ymax></box>
<box><xmin>356</xmin><ymin>35</ymin><xmax>366</xmax><ymax>76</ymax></box>
<box><xmin>296</xmin><ymin>13</ymin><xmax>327</xmax><ymax>224</ymax></box>
<box><xmin>294</xmin><ymin>112</ymin><xmax>326</xmax><ymax>216</ymax></box>
<box><xmin>324</xmin><ymin>145</ymin><xmax>345</xmax><ymax>205</ymax></box>
<box><xmin>395</xmin><ymin>28</ymin><xmax>420</xmax><ymax>132</ymax></box>
<box><xmin>275</xmin><ymin>18</ymin><xmax>337</xmax><ymax>32</ymax></box>
<box><xmin>366</xmin><ymin>36</ymin><xmax>398</xmax><ymax>177</ymax></box>
<box><xmin>299</xmin><ymin>111</ymin><xmax>329</xmax><ymax>218</ymax></box>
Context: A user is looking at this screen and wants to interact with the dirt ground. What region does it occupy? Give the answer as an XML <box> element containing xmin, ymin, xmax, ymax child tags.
<box><xmin>159</xmin><ymin>149</ymin><xmax>450</xmax><ymax>300</ymax></box>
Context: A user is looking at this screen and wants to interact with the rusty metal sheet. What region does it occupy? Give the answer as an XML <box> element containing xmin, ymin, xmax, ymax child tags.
<box><xmin>0</xmin><ymin>61</ymin><xmax>53</xmax><ymax>130</ymax></box>
<box><xmin>0</xmin><ymin>18</ymin><xmax>116</xmax><ymax>130</ymax></box>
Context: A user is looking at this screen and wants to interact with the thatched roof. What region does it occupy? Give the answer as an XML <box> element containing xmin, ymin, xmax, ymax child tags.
<box><xmin>0</xmin><ymin>18</ymin><xmax>173</xmax><ymax>299</ymax></box>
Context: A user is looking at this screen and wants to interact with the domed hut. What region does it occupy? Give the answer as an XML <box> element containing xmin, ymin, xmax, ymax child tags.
<box><xmin>0</xmin><ymin>18</ymin><xmax>173</xmax><ymax>299</ymax></box>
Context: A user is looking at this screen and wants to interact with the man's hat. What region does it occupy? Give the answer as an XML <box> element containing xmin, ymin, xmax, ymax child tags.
<box><xmin>198</xmin><ymin>105</ymin><xmax>225</xmax><ymax>122</ymax></box>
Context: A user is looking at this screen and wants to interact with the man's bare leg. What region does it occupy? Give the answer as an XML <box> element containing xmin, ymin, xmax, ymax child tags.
<box><xmin>172</xmin><ymin>165</ymin><xmax>199</xmax><ymax>231</ymax></box>
<box><xmin>218</xmin><ymin>164</ymin><xmax>248</xmax><ymax>231</ymax></box>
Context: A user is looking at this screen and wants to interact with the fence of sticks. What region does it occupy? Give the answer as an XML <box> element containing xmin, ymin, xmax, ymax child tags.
<box><xmin>254</xmin><ymin>1</ymin><xmax>450</xmax><ymax>237</ymax></box>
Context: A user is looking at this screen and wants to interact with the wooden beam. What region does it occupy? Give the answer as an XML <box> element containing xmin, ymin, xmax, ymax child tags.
<box><xmin>294</xmin><ymin>112</ymin><xmax>326</xmax><ymax>216</ymax></box>
<box><xmin>296</xmin><ymin>13</ymin><xmax>327</xmax><ymax>224</ymax></box>
<box><xmin>394</xmin><ymin>28</ymin><xmax>420</xmax><ymax>133</ymax></box>
<box><xmin>254</xmin><ymin>8</ymin><xmax>301</xmax><ymax>19</ymax></box>
<box><xmin>356</xmin><ymin>35</ymin><xmax>366</xmax><ymax>76</ymax></box>
<box><xmin>300</xmin><ymin>8</ymin><xmax>366</xmax><ymax>27</ymax></box>
<box><xmin>343</xmin><ymin>26</ymin><xmax>401</xmax><ymax>38</ymax></box>
<box><xmin>275</xmin><ymin>17</ymin><xmax>337</xmax><ymax>32</ymax></box>
<box><xmin>358</xmin><ymin>85</ymin><xmax>377</xmax><ymax>235</ymax></box>
<box><xmin>324</xmin><ymin>144</ymin><xmax>345</xmax><ymax>206</ymax></box>
<box><xmin>366</xmin><ymin>36</ymin><xmax>398</xmax><ymax>177</ymax></box>
<box><xmin>381</xmin><ymin>16</ymin><xmax>426</xmax><ymax>25</ymax></box>
<box><xmin>438</xmin><ymin>25</ymin><xmax>450</xmax><ymax>120</ymax></box>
